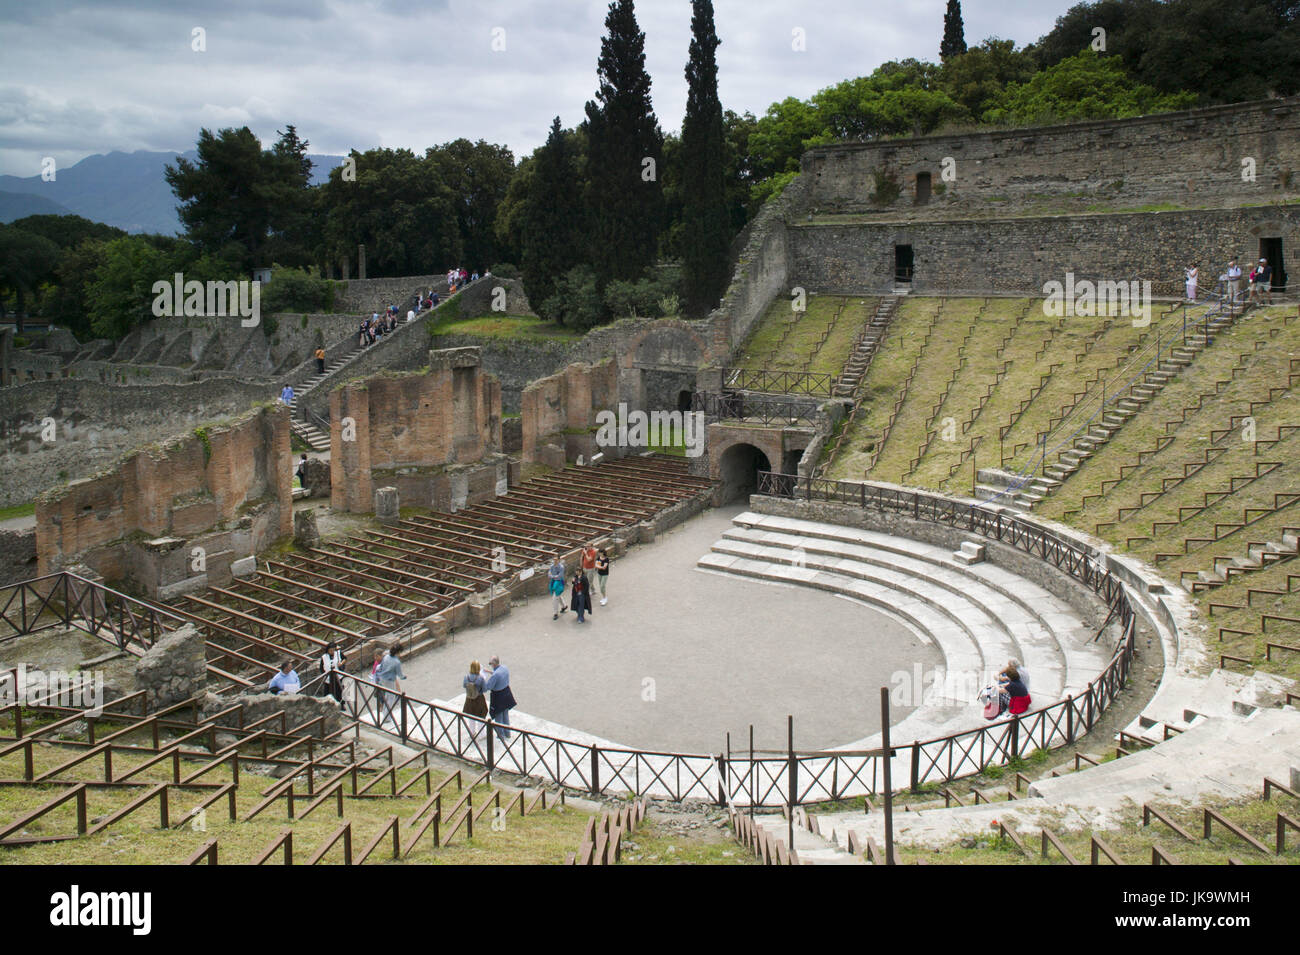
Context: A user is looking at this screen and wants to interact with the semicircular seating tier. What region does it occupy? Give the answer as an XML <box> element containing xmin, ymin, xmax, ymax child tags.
<box><xmin>696</xmin><ymin>511</ymin><xmax>1113</xmax><ymax>746</ymax></box>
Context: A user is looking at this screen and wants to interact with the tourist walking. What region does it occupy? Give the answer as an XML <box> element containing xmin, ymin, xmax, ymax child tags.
<box><xmin>570</xmin><ymin>570</ymin><xmax>593</xmax><ymax>624</ymax></box>
<box><xmin>548</xmin><ymin>555</ymin><xmax>567</xmax><ymax>619</ymax></box>
<box><xmin>279</xmin><ymin>383</ymin><xmax>294</xmax><ymax>406</ymax></box>
<box><xmin>295</xmin><ymin>453</ymin><xmax>309</xmax><ymax>489</ymax></box>
<box><xmin>1227</xmin><ymin>258</ymin><xmax>1242</xmax><ymax>303</ymax></box>
<box><xmin>462</xmin><ymin>659</ymin><xmax>489</xmax><ymax>737</ymax></box>
<box><xmin>319</xmin><ymin>641</ymin><xmax>345</xmax><ymax>707</ymax></box>
<box><xmin>314</xmin><ymin>345</ymin><xmax>326</xmax><ymax>375</ymax></box>
<box><xmin>595</xmin><ymin>548</ymin><xmax>610</xmax><ymax>605</ymax></box>
<box><xmin>375</xmin><ymin>642</ymin><xmax>406</xmax><ymax>727</ymax></box>
<box><xmin>1184</xmin><ymin>265</ymin><xmax>1198</xmax><ymax>301</ymax></box>
<box><xmin>483</xmin><ymin>656</ymin><xmax>516</xmax><ymax>741</ymax></box>
<box><xmin>580</xmin><ymin>543</ymin><xmax>598</xmax><ymax>582</ymax></box>
<box><xmin>1250</xmin><ymin>258</ymin><xmax>1273</xmax><ymax>305</ymax></box>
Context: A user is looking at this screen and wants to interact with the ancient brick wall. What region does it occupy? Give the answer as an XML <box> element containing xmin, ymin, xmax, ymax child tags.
<box><xmin>789</xmin><ymin>205</ymin><xmax>1298</xmax><ymax>297</ymax></box>
<box><xmin>0</xmin><ymin>378</ymin><xmax>272</xmax><ymax>509</ymax></box>
<box><xmin>802</xmin><ymin>96</ymin><xmax>1300</xmax><ymax>214</ymax></box>
<box><xmin>34</xmin><ymin>404</ymin><xmax>292</xmax><ymax>590</ymax></box>
<box><xmin>520</xmin><ymin>359</ymin><xmax>620</xmax><ymax>467</ymax></box>
<box><xmin>329</xmin><ymin>348</ymin><xmax>504</xmax><ymax>513</ymax></box>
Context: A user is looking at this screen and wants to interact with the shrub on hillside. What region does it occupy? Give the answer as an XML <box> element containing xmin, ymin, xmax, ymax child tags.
<box><xmin>260</xmin><ymin>268</ymin><xmax>337</xmax><ymax>314</ymax></box>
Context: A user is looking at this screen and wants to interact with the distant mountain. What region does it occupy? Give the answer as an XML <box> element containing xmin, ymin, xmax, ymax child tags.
<box><xmin>0</xmin><ymin>150</ymin><xmax>345</xmax><ymax>236</ymax></box>
<box><xmin>0</xmin><ymin>189</ymin><xmax>76</xmax><ymax>223</ymax></box>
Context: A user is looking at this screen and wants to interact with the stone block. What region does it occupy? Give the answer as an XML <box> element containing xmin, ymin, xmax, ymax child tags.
<box><xmin>231</xmin><ymin>556</ymin><xmax>257</xmax><ymax>578</ymax></box>
<box><xmin>302</xmin><ymin>458</ymin><xmax>331</xmax><ymax>497</ymax></box>
<box><xmin>374</xmin><ymin>486</ymin><xmax>400</xmax><ymax>524</ymax></box>
<box><xmin>422</xmin><ymin>614</ymin><xmax>450</xmax><ymax>649</ymax></box>
<box><xmin>157</xmin><ymin>574</ymin><xmax>208</xmax><ymax>602</ymax></box>
<box><xmin>539</xmin><ymin>443</ymin><xmax>566</xmax><ymax>471</ymax></box>
<box><xmin>638</xmin><ymin>521</ymin><xmax>657</xmax><ymax>544</ymax></box>
<box><xmin>134</xmin><ymin>623</ymin><xmax>206</xmax><ymax>711</ymax></box>
<box><xmin>469</xmin><ymin>589</ymin><xmax>512</xmax><ymax>627</ymax></box>
<box><xmin>294</xmin><ymin>509</ymin><xmax>321</xmax><ymax>548</ymax></box>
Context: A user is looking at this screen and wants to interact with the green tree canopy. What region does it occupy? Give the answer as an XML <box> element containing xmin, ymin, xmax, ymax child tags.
<box><xmin>428</xmin><ymin>138</ymin><xmax>516</xmax><ymax>271</ymax></box>
<box><xmin>679</xmin><ymin>0</ymin><xmax>731</xmax><ymax>317</ymax></box>
<box><xmin>583</xmin><ymin>0</ymin><xmax>664</xmax><ymax>290</ymax></box>
<box><xmin>0</xmin><ymin>224</ymin><xmax>60</xmax><ymax>330</ymax></box>
<box><xmin>983</xmin><ymin>50</ymin><xmax>1196</xmax><ymax>125</ymax></box>
<box><xmin>317</xmin><ymin>147</ymin><xmax>461</xmax><ymax>278</ymax></box>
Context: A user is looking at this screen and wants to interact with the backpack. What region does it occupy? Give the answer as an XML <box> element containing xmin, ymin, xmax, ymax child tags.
<box><xmin>464</xmin><ymin>678</ymin><xmax>481</xmax><ymax>700</ymax></box>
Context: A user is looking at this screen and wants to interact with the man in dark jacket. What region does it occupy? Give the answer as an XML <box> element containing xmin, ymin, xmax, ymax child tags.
<box><xmin>483</xmin><ymin>655</ymin><xmax>516</xmax><ymax>742</ymax></box>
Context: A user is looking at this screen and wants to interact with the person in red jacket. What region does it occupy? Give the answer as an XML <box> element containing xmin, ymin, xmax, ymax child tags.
<box><xmin>1000</xmin><ymin>666</ymin><xmax>1032</xmax><ymax>715</ymax></box>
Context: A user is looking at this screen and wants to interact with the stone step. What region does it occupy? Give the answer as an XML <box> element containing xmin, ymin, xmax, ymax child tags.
<box><xmin>721</xmin><ymin>514</ymin><xmax>1105</xmax><ymax>689</ymax></box>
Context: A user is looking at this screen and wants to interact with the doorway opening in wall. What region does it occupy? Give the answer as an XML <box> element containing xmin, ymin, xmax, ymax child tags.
<box><xmin>915</xmin><ymin>172</ymin><xmax>931</xmax><ymax>205</ymax></box>
<box><xmin>894</xmin><ymin>245</ymin><xmax>914</xmax><ymax>284</ymax></box>
<box><xmin>676</xmin><ymin>390</ymin><xmax>693</xmax><ymax>413</ymax></box>
<box><xmin>1261</xmin><ymin>237</ymin><xmax>1287</xmax><ymax>292</ymax></box>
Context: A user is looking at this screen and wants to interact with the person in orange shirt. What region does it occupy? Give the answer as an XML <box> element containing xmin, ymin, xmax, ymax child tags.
<box><xmin>314</xmin><ymin>345</ymin><xmax>325</xmax><ymax>374</ymax></box>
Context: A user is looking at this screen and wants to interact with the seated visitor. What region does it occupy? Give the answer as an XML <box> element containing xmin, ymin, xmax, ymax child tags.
<box><xmin>268</xmin><ymin>661</ymin><xmax>300</xmax><ymax>695</ymax></box>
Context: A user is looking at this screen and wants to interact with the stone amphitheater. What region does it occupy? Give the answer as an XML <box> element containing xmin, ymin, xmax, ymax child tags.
<box><xmin>2</xmin><ymin>96</ymin><xmax>1298</xmax><ymax>866</ymax></box>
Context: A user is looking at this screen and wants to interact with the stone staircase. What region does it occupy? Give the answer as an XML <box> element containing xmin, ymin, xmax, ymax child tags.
<box><xmin>696</xmin><ymin>511</ymin><xmax>1109</xmax><ymax>744</ymax></box>
<box><xmin>981</xmin><ymin>302</ymin><xmax>1250</xmax><ymax>509</ymax></box>
<box><xmin>286</xmin><ymin>286</ymin><xmax>473</xmax><ymax>452</ymax></box>
<box><xmin>1195</xmin><ymin>531</ymin><xmax>1300</xmax><ymax>591</ymax></box>
<box><xmin>833</xmin><ymin>297</ymin><xmax>900</xmax><ymax>398</ymax></box>
<box><xmin>287</xmin><ymin>351</ymin><xmax>358</xmax><ymax>451</ymax></box>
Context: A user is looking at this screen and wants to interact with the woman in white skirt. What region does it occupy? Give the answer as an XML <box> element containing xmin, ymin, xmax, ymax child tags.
<box><xmin>1184</xmin><ymin>264</ymin><xmax>1198</xmax><ymax>301</ymax></box>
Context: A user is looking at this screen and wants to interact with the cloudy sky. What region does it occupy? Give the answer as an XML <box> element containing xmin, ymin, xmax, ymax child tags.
<box><xmin>0</xmin><ymin>0</ymin><xmax>1070</xmax><ymax>177</ymax></box>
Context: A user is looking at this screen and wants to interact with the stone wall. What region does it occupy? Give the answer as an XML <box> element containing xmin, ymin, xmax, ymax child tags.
<box><xmin>0</xmin><ymin>378</ymin><xmax>271</xmax><ymax>509</ymax></box>
<box><xmin>134</xmin><ymin>624</ymin><xmax>206</xmax><ymax>711</ymax></box>
<box><xmin>429</xmin><ymin>334</ymin><xmax>577</xmax><ymax>413</ymax></box>
<box><xmin>97</xmin><ymin>312</ymin><xmax>361</xmax><ymax>379</ymax></box>
<box><xmin>454</xmin><ymin>276</ymin><xmax>536</xmax><ymax>318</ymax></box>
<box><xmin>707</xmin><ymin>175</ymin><xmax>810</xmax><ymax>359</ymax></box>
<box><xmin>789</xmin><ymin>205</ymin><xmax>1298</xmax><ymax>297</ymax></box>
<box><xmin>333</xmin><ymin>274</ymin><xmax>451</xmax><ymax>315</ymax></box>
<box><xmin>520</xmin><ymin>359</ymin><xmax>620</xmax><ymax>467</ymax></box>
<box><xmin>34</xmin><ymin>404</ymin><xmax>293</xmax><ymax>596</ymax></box>
<box><xmin>802</xmin><ymin>96</ymin><xmax>1300</xmax><ymax>214</ymax></box>
<box><xmin>0</xmin><ymin>527</ymin><xmax>37</xmax><ymax>587</ymax></box>
<box><xmin>329</xmin><ymin>348</ymin><xmax>505</xmax><ymax>513</ymax></box>
<box><xmin>200</xmin><ymin>690</ymin><xmax>346</xmax><ymax>737</ymax></box>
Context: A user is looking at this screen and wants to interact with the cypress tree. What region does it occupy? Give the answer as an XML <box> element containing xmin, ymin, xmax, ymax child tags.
<box><xmin>583</xmin><ymin>0</ymin><xmax>663</xmax><ymax>290</ymax></box>
<box><xmin>941</xmin><ymin>0</ymin><xmax>967</xmax><ymax>61</ymax></box>
<box><xmin>520</xmin><ymin>117</ymin><xmax>582</xmax><ymax>319</ymax></box>
<box><xmin>680</xmin><ymin>0</ymin><xmax>731</xmax><ymax>317</ymax></box>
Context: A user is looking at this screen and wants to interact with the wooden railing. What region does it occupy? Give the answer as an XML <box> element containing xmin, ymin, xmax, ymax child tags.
<box><xmin>335</xmin><ymin>479</ymin><xmax>1138</xmax><ymax>808</ymax></box>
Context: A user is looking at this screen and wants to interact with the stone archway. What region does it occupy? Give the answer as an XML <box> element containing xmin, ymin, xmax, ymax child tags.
<box><xmin>718</xmin><ymin>443</ymin><xmax>772</xmax><ymax>504</ymax></box>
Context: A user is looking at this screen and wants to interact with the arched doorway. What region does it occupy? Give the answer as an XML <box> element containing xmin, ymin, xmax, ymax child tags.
<box><xmin>719</xmin><ymin>443</ymin><xmax>772</xmax><ymax>503</ymax></box>
<box><xmin>676</xmin><ymin>389</ymin><xmax>693</xmax><ymax>413</ymax></box>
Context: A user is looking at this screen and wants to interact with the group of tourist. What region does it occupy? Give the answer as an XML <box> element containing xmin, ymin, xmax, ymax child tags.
<box><xmin>547</xmin><ymin>544</ymin><xmax>610</xmax><ymax>623</ymax></box>
<box><xmin>358</xmin><ymin>307</ymin><xmax>402</xmax><ymax>348</ymax></box>
<box><xmin>1196</xmin><ymin>256</ymin><xmax>1274</xmax><ymax>304</ymax></box>
<box><xmin>446</xmin><ymin>267</ymin><xmax>480</xmax><ymax>292</ymax></box>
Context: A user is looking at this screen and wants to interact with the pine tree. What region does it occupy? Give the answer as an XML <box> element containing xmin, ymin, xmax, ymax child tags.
<box><xmin>520</xmin><ymin>118</ymin><xmax>583</xmax><ymax>319</ymax></box>
<box><xmin>583</xmin><ymin>0</ymin><xmax>663</xmax><ymax>292</ymax></box>
<box><xmin>941</xmin><ymin>0</ymin><xmax>967</xmax><ymax>61</ymax></box>
<box><xmin>680</xmin><ymin>0</ymin><xmax>731</xmax><ymax>317</ymax></box>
